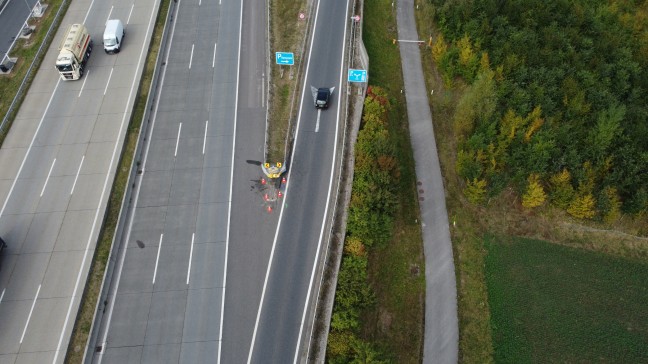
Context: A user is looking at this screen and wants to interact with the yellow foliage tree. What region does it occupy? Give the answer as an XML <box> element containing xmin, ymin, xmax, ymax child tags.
<box><xmin>457</xmin><ymin>35</ymin><xmax>476</xmax><ymax>67</ymax></box>
<box><xmin>601</xmin><ymin>186</ymin><xmax>622</xmax><ymax>224</ymax></box>
<box><xmin>344</xmin><ymin>237</ymin><xmax>366</xmax><ymax>257</ymax></box>
<box><xmin>464</xmin><ymin>178</ymin><xmax>487</xmax><ymax>204</ymax></box>
<box><xmin>431</xmin><ymin>34</ymin><xmax>448</xmax><ymax>64</ymax></box>
<box><xmin>549</xmin><ymin>168</ymin><xmax>574</xmax><ymax>209</ymax></box>
<box><xmin>567</xmin><ymin>192</ymin><xmax>596</xmax><ymax>219</ymax></box>
<box><xmin>522</xmin><ymin>174</ymin><xmax>547</xmax><ymax>208</ymax></box>
<box><xmin>524</xmin><ymin>106</ymin><xmax>544</xmax><ymax>142</ymax></box>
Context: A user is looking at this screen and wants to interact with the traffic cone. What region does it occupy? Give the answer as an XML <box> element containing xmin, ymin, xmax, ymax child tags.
<box><xmin>264</xmin><ymin>193</ymin><xmax>269</xmax><ymax>201</ymax></box>
<box><xmin>261</xmin><ymin>178</ymin><xmax>266</xmax><ymax>185</ymax></box>
<box><xmin>278</xmin><ymin>191</ymin><xmax>283</xmax><ymax>198</ymax></box>
<box><xmin>266</xmin><ymin>205</ymin><xmax>272</xmax><ymax>213</ymax></box>
<box><xmin>282</xmin><ymin>177</ymin><xmax>287</xmax><ymax>184</ymax></box>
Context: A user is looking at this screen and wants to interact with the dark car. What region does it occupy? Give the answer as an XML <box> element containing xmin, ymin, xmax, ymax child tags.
<box><xmin>315</xmin><ymin>87</ymin><xmax>331</xmax><ymax>109</ymax></box>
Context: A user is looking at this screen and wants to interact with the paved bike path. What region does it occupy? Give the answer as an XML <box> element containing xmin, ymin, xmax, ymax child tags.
<box><xmin>396</xmin><ymin>0</ymin><xmax>459</xmax><ymax>362</ymax></box>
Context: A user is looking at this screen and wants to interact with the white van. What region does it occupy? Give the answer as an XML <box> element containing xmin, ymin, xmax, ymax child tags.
<box><xmin>103</xmin><ymin>19</ymin><xmax>124</xmax><ymax>54</ymax></box>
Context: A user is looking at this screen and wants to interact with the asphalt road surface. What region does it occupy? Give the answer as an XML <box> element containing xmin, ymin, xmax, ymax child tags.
<box><xmin>0</xmin><ymin>0</ymin><xmax>159</xmax><ymax>363</ymax></box>
<box><xmin>90</xmin><ymin>0</ymin><xmax>241</xmax><ymax>362</ymax></box>
<box><xmin>397</xmin><ymin>0</ymin><xmax>459</xmax><ymax>362</ymax></box>
<box><xmin>242</xmin><ymin>0</ymin><xmax>350</xmax><ymax>362</ymax></box>
<box><xmin>0</xmin><ymin>0</ymin><xmax>39</xmax><ymax>61</ymax></box>
<box><xmin>90</xmin><ymin>0</ymin><xmax>350</xmax><ymax>362</ymax></box>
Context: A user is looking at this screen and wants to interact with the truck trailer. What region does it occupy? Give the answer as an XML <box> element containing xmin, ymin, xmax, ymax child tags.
<box><xmin>55</xmin><ymin>24</ymin><xmax>93</xmax><ymax>80</ymax></box>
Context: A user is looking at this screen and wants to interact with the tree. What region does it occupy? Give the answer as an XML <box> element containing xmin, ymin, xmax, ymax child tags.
<box><xmin>464</xmin><ymin>178</ymin><xmax>487</xmax><ymax>204</ymax></box>
<box><xmin>549</xmin><ymin>168</ymin><xmax>575</xmax><ymax>209</ymax></box>
<box><xmin>598</xmin><ymin>186</ymin><xmax>621</xmax><ymax>223</ymax></box>
<box><xmin>567</xmin><ymin>191</ymin><xmax>597</xmax><ymax>219</ymax></box>
<box><xmin>454</xmin><ymin>70</ymin><xmax>497</xmax><ymax>140</ymax></box>
<box><xmin>522</xmin><ymin>174</ymin><xmax>546</xmax><ymax>208</ymax></box>
<box><xmin>432</xmin><ymin>33</ymin><xmax>448</xmax><ymax>64</ymax></box>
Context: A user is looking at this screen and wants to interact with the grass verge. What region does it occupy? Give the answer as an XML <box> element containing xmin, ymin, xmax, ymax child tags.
<box><xmin>359</xmin><ymin>0</ymin><xmax>425</xmax><ymax>362</ymax></box>
<box><xmin>485</xmin><ymin>236</ymin><xmax>648</xmax><ymax>363</ymax></box>
<box><xmin>0</xmin><ymin>0</ymin><xmax>68</xmax><ymax>144</ymax></box>
<box><xmin>64</xmin><ymin>0</ymin><xmax>171</xmax><ymax>362</ymax></box>
<box><xmin>266</xmin><ymin>0</ymin><xmax>309</xmax><ymax>162</ymax></box>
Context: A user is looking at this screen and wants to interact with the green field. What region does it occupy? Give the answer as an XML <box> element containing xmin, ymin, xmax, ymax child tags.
<box><xmin>485</xmin><ymin>236</ymin><xmax>648</xmax><ymax>363</ymax></box>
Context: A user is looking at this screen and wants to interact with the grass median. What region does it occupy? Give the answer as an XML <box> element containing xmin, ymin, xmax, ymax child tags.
<box><xmin>266</xmin><ymin>0</ymin><xmax>309</xmax><ymax>163</ymax></box>
<box><xmin>64</xmin><ymin>0</ymin><xmax>171</xmax><ymax>362</ymax></box>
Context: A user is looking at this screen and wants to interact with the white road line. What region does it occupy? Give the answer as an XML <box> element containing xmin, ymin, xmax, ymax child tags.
<box><xmin>0</xmin><ymin>288</ymin><xmax>5</xmax><ymax>303</ymax></box>
<box><xmin>187</xmin><ymin>233</ymin><xmax>195</xmax><ymax>285</ymax></box>
<box><xmin>152</xmin><ymin>234</ymin><xmax>164</xmax><ymax>284</ymax></box>
<box><xmin>245</xmin><ymin>0</ymin><xmax>325</xmax><ymax>362</ymax></box>
<box><xmin>217</xmin><ymin>0</ymin><xmax>243</xmax><ymax>362</ymax></box>
<box><xmin>175</xmin><ymin>122</ymin><xmax>182</xmax><ymax>157</ymax></box>
<box><xmin>189</xmin><ymin>44</ymin><xmax>195</xmax><ymax>69</ymax></box>
<box><xmin>314</xmin><ymin>109</ymin><xmax>321</xmax><ymax>132</ymax></box>
<box><xmin>261</xmin><ymin>73</ymin><xmax>265</xmax><ymax>106</ymax></box>
<box><xmin>40</xmin><ymin>158</ymin><xmax>56</xmax><ymax>197</ymax></box>
<box><xmin>297</xmin><ymin>3</ymin><xmax>350</xmax><ymax>360</ymax></box>
<box><xmin>203</xmin><ymin>120</ymin><xmax>208</xmax><ymax>155</ymax></box>
<box><xmin>106</xmin><ymin>5</ymin><xmax>113</xmax><ymax>23</ymax></box>
<box><xmin>212</xmin><ymin>43</ymin><xmax>217</xmax><ymax>68</ymax></box>
<box><xmin>82</xmin><ymin>0</ymin><xmax>97</xmax><ymax>24</ymax></box>
<box><xmin>70</xmin><ymin>155</ymin><xmax>85</xmax><ymax>195</ymax></box>
<box><xmin>20</xmin><ymin>284</ymin><xmax>41</xmax><ymax>343</ymax></box>
<box><xmin>104</xmin><ymin>68</ymin><xmax>114</xmax><ymax>95</ymax></box>
<box><xmin>53</xmin><ymin>2</ymin><xmax>159</xmax><ymax>362</ymax></box>
<box><xmin>0</xmin><ymin>78</ymin><xmax>61</xmax><ymax>218</ymax></box>
<box><xmin>127</xmin><ymin>4</ymin><xmax>134</xmax><ymax>24</ymax></box>
<box><xmin>96</xmin><ymin>2</ymin><xmax>181</xmax><ymax>359</ymax></box>
<box><xmin>78</xmin><ymin>69</ymin><xmax>90</xmax><ymax>98</ymax></box>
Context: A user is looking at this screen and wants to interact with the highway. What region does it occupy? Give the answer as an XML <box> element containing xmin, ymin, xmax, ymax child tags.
<box><xmin>0</xmin><ymin>0</ymin><xmax>159</xmax><ymax>363</ymax></box>
<box><xmin>241</xmin><ymin>0</ymin><xmax>349</xmax><ymax>362</ymax></box>
<box><xmin>89</xmin><ymin>0</ymin><xmax>241</xmax><ymax>362</ymax></box>
<box><xmin>89</xmin><ymin>0</ymin><xmax>350</xmax><ymax>362</ymax></box>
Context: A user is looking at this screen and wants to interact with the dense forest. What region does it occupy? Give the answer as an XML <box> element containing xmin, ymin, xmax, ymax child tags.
<box><xmin>429</xmin><ymin>0</ymin><xmax>648</xmax><ymax>218</ymax></box>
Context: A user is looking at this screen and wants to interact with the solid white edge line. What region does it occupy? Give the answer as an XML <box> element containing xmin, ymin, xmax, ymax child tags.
<box><xmin>175</xmin><ymin>122</ymin><xmax>182</xmax><ymax>157</ymax></box>
<box><xmin>70</xmin><ymin>155</ymin><xmax>85</xmax><ymax>195</ymax></box>
<box><xmin>20</xmin><ymin>284</ymin><xmax>41</xmax><ymax>343</ymax></box>
<box><xmin>106</xmin><ymin>5</ymin><xmax>113</xmax><ymax>24</ymax></box>
<box><xmin>0</xmin><ymin>288</ymin><xmax>4</xmax><ymax>303</ymax></box>
<box><xmin>152</xmin><ymin>234</ymin><xmax>164</xmax><ymax>284</ymax></box>
<box><xmin>314</xmin><ymin>109</ymin><xmax>321</xmax><ymax>132</ymax></box>
<box><xmin>294</xmin><ymin>2</ymin><xmax>350</xmax><ymax>361</ymax></box>
<box><xmin>217</xmin><ymin>0</ymin><xmax>243</xmax><ymax>362</ymax></box>
<box><xmin>40</xmin><ymin>158</ymin><xmax>56</xmax><ymax>197</ymax></box>
<box><xmin>78</xmin><ymin>69</ymin><xmax>90</xmax><ymax>97</ymax></box>
<box><xmin>189</xmin><ymin>44</ymin><xmax>195</xmax><ymax>69</ymax></box>
<box><xmin>203</xmin><ymin>120</ymin><xmax>208</xmax><ymax>155</ymax></box>
<box><xmin>212</xmin><ymin>43</ymin><xmax>217</xmax><ymax>68</ymax></box>
<box><xmin>187</xmin><ymin>233</ymin><xmax>195</xmax><ymax>284</ymax></box>
<box><xmin>53</xmin><ymin>1</ymin><xmax>159</xmax><ymax>362</ymax></box>
<box><xmin>0</xmin><ymin>78</ymin><xmax>60</xmax><ymax>218</ymax></box>
<box><xmin>246</xmin><ymin>0</ymin><xmax>322</xmax><ymax>362</ymax></box>
<box><xmin>127</xmin><ymin>4</ymin><xmax>134</xmax><ymax>24</ymax></box>
<box><xmin>104</xmin><ymin>68</ymin><xmax>114</xmax><ymax>95</ymax></box>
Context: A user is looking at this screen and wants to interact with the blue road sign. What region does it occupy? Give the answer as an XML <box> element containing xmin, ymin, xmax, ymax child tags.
<box><xmin>275</xmin><ymin>52</ymin><xmax>294</xmax><ymax>65</ymax></box>
<box><xmin>348</xmin><ymin>69</ymin><xmax>367</xmax><ymax>82</ymax></box>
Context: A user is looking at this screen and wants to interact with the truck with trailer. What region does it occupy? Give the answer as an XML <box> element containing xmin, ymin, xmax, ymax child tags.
<box><xmin>55</xmin><ymin>23</ymin><xmax>93</xmax><ymax>80</ymax></box>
